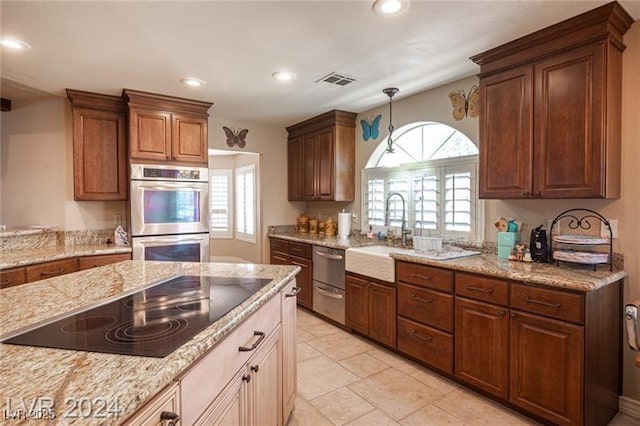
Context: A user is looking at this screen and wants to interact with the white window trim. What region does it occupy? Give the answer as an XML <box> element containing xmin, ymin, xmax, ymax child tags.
<box><xmin>209</xmin><ymin>169</ymin><xmax>233</xmax><ymax>239</ymax></box>
<box><xmin>235</xmin><ymin>164</ymin><xmax>257</xmax><ymax>244</ymax></box>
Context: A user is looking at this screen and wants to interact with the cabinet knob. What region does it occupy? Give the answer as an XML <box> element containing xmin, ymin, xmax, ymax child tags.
<box><xmin>160</xmin><ymin>411</ymin><xmax>180</xmax><ymax>426</ymax></box>
<box><xmin>533</xmin><ymin>191</ymin><xmax>542</xmax><ymax>197</ymax></box>
<box><xmin>251</xmin><ymin>365</ymin><xmax>259</xmax><ymax>373</ymax></box>
<box><xmin>242</xmin><ymin>374</ymin><xmax>251</xmax><ymax>383</ymax></box>
<box><xmin>521</xmin><ymin>192</ymin><xmax>531</xmax><ymax>197</ymax></box>
<box><xmin>511</xmin><ymin>312</ymin><xmax>517</xmax><ymax>319</ymax></box>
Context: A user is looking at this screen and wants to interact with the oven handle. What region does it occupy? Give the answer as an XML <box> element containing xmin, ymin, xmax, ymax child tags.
<box><xmin>138</xmin><ymin>237</ymin><xmax>205</xmax><ymax>246</ymax></box>
<box><xmin>314</xmin><ymin>251</ymin><xmax>343</xmax><ymax>261</ymax></box>
<box><xmin>136</xmin><ymin>181</ymin><xmax>207</xmax><ymax>190</ymax></box>
<box><xmin>315</xmin><ymin>285</ymin><xmax>344</xmax><ymax>299</ymax></box>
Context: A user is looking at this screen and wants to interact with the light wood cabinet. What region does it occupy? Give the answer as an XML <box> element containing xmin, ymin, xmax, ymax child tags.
<box><xmin>471</xmin><ymin>2</ymin><xmax>633</xmax><ymax>199</ymax></box>
<box><xmin>280</xmin><ymin>280</ymin><xmax>298</xmax><ymax>423</ymax></box>
<box><xmin>123</xmin><ymin>89</ymin><xmax>212</xmax><ymax>165</ymax></box>
<box><xmin>66</xmin><ymin>89</ymin><xmax>127</xmax><ymax>201</ymax></box>
<box><xmin>346</xmin><ymin>272</ymin><xmax>396</xmax><ymax>348</ymax></box>
<box><xmin>286</xmin><ymin>110</ymin><xmax>356</xmax><ymax>201</ymax></box>
<box><xmin>124</xmin><ymin>383</ymin><xmax>181</xmax><ymax>426</ymax></box>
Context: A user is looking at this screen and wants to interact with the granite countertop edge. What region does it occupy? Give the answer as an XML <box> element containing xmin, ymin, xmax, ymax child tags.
<box><xmin>1</xmin><ymin>245</ymin><xmax>133</xmax><ymax>270</ymax></box>
<box><xmin>268</xmin><ymin>232</ymin><xmax>626</xmax><ymax>292</ymax></box>
<box><xmin>0</xmin><ymin>261</ymin><xmax>301</xmax><ymax>425</ymax></box>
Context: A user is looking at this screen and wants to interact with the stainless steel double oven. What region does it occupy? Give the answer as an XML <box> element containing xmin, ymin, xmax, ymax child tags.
<box><xmin>130</xmin><ymin>164</ymin><xmax>209</xmax><ymax>262</ymax></box>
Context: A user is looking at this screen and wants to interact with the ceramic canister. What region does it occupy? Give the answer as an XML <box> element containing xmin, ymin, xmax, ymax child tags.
<box><xmin>309</xmin><ymin>218</ymin><xmax>318</xmax><ymax>234</ymax></box>
<box><xmin>297</xmin><ymin>215</ymin><xmax>309</xmax><ymax>233</ymax></box>
<box><xmin>318</xmin><ymin>221</ymin><xmax>326</xmax><ymax>235</ymax></box>
<box><xmin>325</xmin><ymin>218</ymin><xmax>336</xmax><ymax>236</ymax></box>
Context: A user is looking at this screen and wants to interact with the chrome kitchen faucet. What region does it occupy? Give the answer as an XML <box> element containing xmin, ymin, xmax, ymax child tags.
<box><xmin>385</xmin><ymin>192</ymin><xmax>411</xmax><ymax>245</ymax></box>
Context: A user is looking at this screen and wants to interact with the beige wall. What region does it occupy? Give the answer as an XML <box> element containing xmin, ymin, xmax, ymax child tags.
<box><xmin>0</xmin><ymin>96</ymin><xmax>126</xmax><ymax>230</ymax></box>
<box><xmin>209</xmin><ymin>152</ymin><xmax>263</xmax><ymax>263</ymax></box>
<box><xmin>207</xmin><ymin>117</ymin><xmax>303</xmax><ymax>263</ymax></box>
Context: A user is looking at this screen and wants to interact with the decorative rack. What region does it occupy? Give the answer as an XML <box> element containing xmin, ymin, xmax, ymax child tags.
<box><xmin>549</xmin><ymin>208</ymin><xmax>613</xmax><ymax>271</ymax></box>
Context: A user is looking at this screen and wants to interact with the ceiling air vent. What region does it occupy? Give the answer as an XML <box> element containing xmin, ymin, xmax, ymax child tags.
<box><xmin>316</xmin><ymin>72</ymin><xmax>357</xmax><ymax>86</ymax></box>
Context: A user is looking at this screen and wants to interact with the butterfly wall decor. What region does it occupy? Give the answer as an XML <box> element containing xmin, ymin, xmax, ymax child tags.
<box><xmin>222</xmin><ymin>126</ymin><xmax>249</xmax><ymax>148</ymax></box>
<box><xmin>448</xmin><ymin>86</ymin><xmax>480</xmax><ymax>121</ymax></box>
<box><xmin>360</xmin><ymin>114</ymin><xmax>382</xmax><ymax>141</ymax></box>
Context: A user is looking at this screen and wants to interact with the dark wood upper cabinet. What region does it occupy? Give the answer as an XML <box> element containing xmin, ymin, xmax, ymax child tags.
<box><xmin>472</xmin><ymin>2</ymin><xmax>633</xmax><ymax>199</ymax></box>
<box><xmin>123</xmin><ymin>89</ymin><xmax>212</xmax><ymax>165</ymax></box>
<box><xmin>66</xmin><ymin>89</ymin><xmax>128</xmax><ymax>201</ymax></box>
<box><xmin>286</xmin><ymin>110</ymin><xmax>356</xmax><ymax>201</ymax></box>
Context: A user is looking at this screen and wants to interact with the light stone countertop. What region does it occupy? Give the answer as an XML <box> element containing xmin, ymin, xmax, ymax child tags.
<box><xmin>0</xmin><ymin>227</ymin><xmax>59</xmax><ymax>238</ymax></box>
<box><xmin>268</xmin><ymin>232</ymin><xmax>626</xmax><ymax>292</ymax></box>
<box><xmin>0</xmin><ymin>260</ymin><xmax>300</xmax><ymax>425</ymax></box>
<box><xmin>0</xmin><ymin>244</ymin><xmax>133</xmax><ymax>270</ymax></box>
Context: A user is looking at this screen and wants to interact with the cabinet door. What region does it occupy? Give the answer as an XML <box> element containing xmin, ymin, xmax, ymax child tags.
<box><xmin>25</xmin><ymin>258</ymin><xmax>78</xmax><ymax>283</ymax></box>
<box><xmin>368</xmin><ymin>282</ymin><xmax>396</xmax><ymax>348</ymax></box>
<box><xmin>124</xmin><ymin>382</ymin><xmax>181</xmax><ymax>426</ymax></box>
<box><xmin>510</xmin><ymin>310</ymin><xmax>584</xmax><ymax>426</ymax></box>
<box><xmin>315</xmin><ymin>129</ymin><xmax>334</xmax><ymax>200</ymax></box>
<box><xmin>250</xmin><ymin>331</ymin><xmax>281</xmax><ymax>426</ymax></box>
<box><xmin>270</xmin><ymin>250</ymin><xmax>288</xmax><ymax>266</ymax></box>
<box><xmin>72</xmin><ymin>107</ymin><xmax>127</xmax><ymax>200</ymax></box>
<box><xmin>78</xmin><ymin>253</ymin><xmax>131</xmax><ymax>271</ymax></box>
<box><xmin>172</xmin><ymin>114</ymin><xmax>208</xmax><ymax>164</ymax></box>
<box><xmin>288</xmin><ymin>138</ymin><xmax>303</xmax><ymax>201</ymax></box>
<box><xmin>130</xmin><ymin>109</ymin><xmax>172</xmax><ymax>161</ymax></box>
<box><xmin>302</xmin><ymin>134</ymin><xmax>317</xmax><ymax>199</ymax></box>
<box><xmin>289</xmin><ymin>255</ymin><xmax>313</xmax><ymax>309</ymax></box>
<box><xmin>195</xmin><ymin>370</ymin><xmax>246</xmax><ymax>426</ymax></box>
<box><xmin>280</xmin><ymin>281</ymin><xmax>297</xmax><ymax>424</ymax></box>
<box><xmin>479</xmin><ymin>65</ymin><xmax>533</xmax><ymax>198</ymax></box>
<box><xmin>533</xmin><ymin>43</ymin><xmax>605</xmax><ymax>198</ymax></box>
<box><xmin>346</xmin><ymin>274</ymin><xmax>369</xmax><ymax>335</ymax></box>
<box><xmin>455</xmin><ymin>297</ymin><xmax>509</xmax><ymax>399</ymax></box>
<box><xmin>0</xmin><ymin>267</ymin><xmax>26</xmax><ymax>289</ymax></box>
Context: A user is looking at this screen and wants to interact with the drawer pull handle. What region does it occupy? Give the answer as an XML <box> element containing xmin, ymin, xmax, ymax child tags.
<box><xmin>412</xmin><ymin>294</ymin><xmax>433</xmax><ymax>304</ymax></box>
<box><xmin>467</xmin><ymin>285</ymin><xmax>494</xmax><ymax>294</ymax></box>
<box><xmin>410</xmin><ymin>273</ymin><xmax>432</xmax><ymax>281</ymax></box>
<box><xmin>1</xmin><ymin>279</ymin><xmax>12</xmax><ymax>285</ymax></box>
<box><xmin>239</xmin><ymin>331</ymin><xmax>266</xmax><ymax>352</ymax></box>
<box><xmin>411</xmin><ymin>330</ymin><xmax>433</xmax><ymax>342</ymax></box>
<box><xmin>160</xmin><ymin>411</ymin><xmax>180</xmax><ymax>425</ymax></box>
<box><xmin>315</xmin><ymin>285</ymin><xmax>344</xmax><ymax>300</ymax></box>
<box><xmin>41</xmin><ymin>269</ymin><xmax>64</xmax><ymax>276</ymax></box>
<box><xmin>285</xmin><ymin>287</ymin><xmax>302</xmax><ymax>297</ymax></box>
<box><xmin>525</xmin><ymin>297</ymin><xmax>561</xmax><ymax>309</ymax></box>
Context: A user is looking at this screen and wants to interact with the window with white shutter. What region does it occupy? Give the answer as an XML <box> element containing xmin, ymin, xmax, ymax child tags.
<box><xmin>209</xmin><ymin>170</ymin><xmax>232</xmax><ymax>238</ymax></box>
<box><xmin>235</xmin><ymin>164</ymin><xmax>256</xmax><ymax>243</ymax></box>
<box><xmin>362</xmin><ymin>122</ymin><xmax>481</xmax><ymax>241</ymax></box>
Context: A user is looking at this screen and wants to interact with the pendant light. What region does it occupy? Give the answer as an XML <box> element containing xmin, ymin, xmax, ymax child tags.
<box><xmin>383</xmin><ymin>87</ymin><xmax>399</xmax><ymax>153</ymax></box>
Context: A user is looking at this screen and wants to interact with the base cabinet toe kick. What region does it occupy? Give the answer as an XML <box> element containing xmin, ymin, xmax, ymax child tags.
<box><xmin>123</xmin><ymin>279</ymin><xmax>298</xmax><ymax>426</ymax></box>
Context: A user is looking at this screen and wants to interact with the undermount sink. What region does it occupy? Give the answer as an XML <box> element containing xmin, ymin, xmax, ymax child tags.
<box><xmin>345</xmin><ymin>245</ymin><xmax>412</xmax><ymax>283</ymax></box>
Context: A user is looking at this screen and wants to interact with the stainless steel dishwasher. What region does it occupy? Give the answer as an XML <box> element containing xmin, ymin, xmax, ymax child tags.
<box><xmin>312</xmin><ymin>245</ymin><xmax>346</xmax><ymax>325</ymax></box>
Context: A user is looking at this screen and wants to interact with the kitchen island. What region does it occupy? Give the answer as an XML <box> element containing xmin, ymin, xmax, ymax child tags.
<box><xmin>0</xmin><ymin>260</ymin><xmax>300</xmax><ymax>425</ymax></box>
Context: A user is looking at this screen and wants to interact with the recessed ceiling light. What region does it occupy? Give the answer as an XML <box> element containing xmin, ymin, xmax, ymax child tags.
<box><xmin>272</xmin><ymin>71</ymin><xmax>296</xmax><ymax>82</ymax></box>
<box><xmin>181</xmin><ymin>78</ymin><xmax>206</xmax><ymax>87</ymax></box>
<box><xmin>0</xmin><ymin>37</ymin><xmax>31</xmax><ymax>50</ymax></box>
<box><xmin>372</xmin><ymin>0</ymin><xmax>409</xmax><ymax>15</ymax></box>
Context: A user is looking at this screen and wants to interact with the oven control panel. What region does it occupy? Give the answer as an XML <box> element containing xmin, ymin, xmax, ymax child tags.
<box><xmin>130</xmin><ymin>164</ymin><xmax>208</xmax><ymax>182</ymax></box>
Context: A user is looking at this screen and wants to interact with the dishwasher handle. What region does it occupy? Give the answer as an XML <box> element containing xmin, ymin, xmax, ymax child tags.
<box><xmin>314</xmin><ymin>251</ymin><xmax>343</xmax><ymax>261</ymax></box>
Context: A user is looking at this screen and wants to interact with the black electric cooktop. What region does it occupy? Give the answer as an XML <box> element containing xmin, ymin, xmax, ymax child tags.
<box><xmin>2</xmin><ymin>275</ymin><xmax>272</xmax><ymax>358</ymax></box>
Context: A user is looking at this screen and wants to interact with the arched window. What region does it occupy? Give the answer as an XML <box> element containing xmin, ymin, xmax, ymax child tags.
<box><xmin>362</xmin><ymin>122</ymin><xmax>481</xmax><ymax>241</ymax></box>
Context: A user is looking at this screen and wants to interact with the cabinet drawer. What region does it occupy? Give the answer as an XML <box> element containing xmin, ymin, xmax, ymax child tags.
<box><xmin>25</xmin><ymin>258</ymin><xmax>78</xmax><ymax>282</ymax></box>
<box><xmin>455</xmin><ymin>273</ymin><xmax>509</xmax><ymax>306</ymax></box>
<box><xmin>270</xmin><ymin>238</ymin><xmax>289</xmax><ymax>254</ymax></box>
<box><xmin>397</xmin><ymin>316</ymin><xmax>453</xmax><ymax>374</ymax></box>
<box><xmin>397</xmin><ymin>261</ymin><xmax>453</xmax><ymax>292</ymax></box>
<box><xmin>78</xmin><ymin>253</ymin><xmax>131</xmax><ymax>270</ymax></box>
<box><xmin>511</xmin><ymin>283</ymin><xmax>584</xmax><ymax>324</ymax></box>
<box><xmin>398</xmin><ymin>283</ymin><xmax>453</xmax><ymax>333</ymax></box>
<box><xmin>179</xmin><ymin>295</ymin><xmax>281</xmax><ymax>425</ymax></box>
<box><xmin>289</xmin><ymin>242</ymin><xmax>312</xmax><ymax>259</ymax></box>
<box><xmin>1</xmin><ymin>267</ymin><xmax>26</xmax><ymax>289</ymax></box>
<box><xmin>124</xmin><ymin>382</ymin><xmax>180</xmax><ymax>426</ymax></box>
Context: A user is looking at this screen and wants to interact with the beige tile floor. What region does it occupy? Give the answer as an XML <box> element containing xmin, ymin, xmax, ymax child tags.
<box><xmin>288</xmin><ymin>308</ymin><xmax>640</xmax><ymax>426</ymax></box>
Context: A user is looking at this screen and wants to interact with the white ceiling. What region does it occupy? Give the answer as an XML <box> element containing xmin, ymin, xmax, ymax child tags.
<box><xmin>1</xmin><ymin>1</ymin><xmax>638</xmax><ymax>127</ymax></box>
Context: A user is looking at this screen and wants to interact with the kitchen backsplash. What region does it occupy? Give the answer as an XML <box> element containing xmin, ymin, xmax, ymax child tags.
<box><xmin>1</xmin><ymin>228</ymin><xmax>117</xmax><ymax>252</ymax></box>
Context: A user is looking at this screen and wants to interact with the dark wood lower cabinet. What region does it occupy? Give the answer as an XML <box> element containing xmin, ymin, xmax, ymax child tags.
<box><xmin>397</xmin><ymin>316</ymin><xmax>453</xmax><ymax>374</ymax></box>
<box><xmin>510</xmin><ymin>310</ymin><xmax>584</xmax><ymax>426</ymax></box>
<box><xmin>455</xmin><ymin>297</ymin><xmax>509</xmax><ymax>399</ymax></box>
<box><xmin>289</xmin><ymin>255</ymin><xmax>312</xmax><ymax>310</ymax></box>
<box><xmin>25</xmin><ymin>258</ymin><xmax>78</xmax><ymax>282</ymax></box>
<box><xmin>346</xmin><ymin>273</ymin><xmax>396</xmax><ymax>348</ymax></box>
